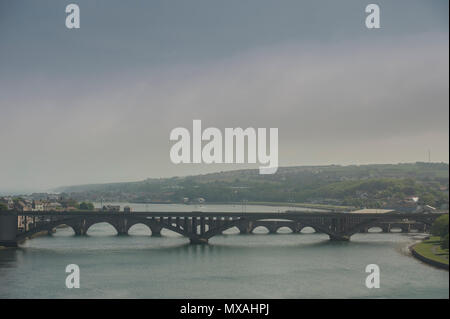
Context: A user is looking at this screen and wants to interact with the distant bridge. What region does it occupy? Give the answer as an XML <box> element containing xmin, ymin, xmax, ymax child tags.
<box><xmin>0</xmin><ymin>210</ymin><xmax>444</xmax><ymax>247</ymax></box>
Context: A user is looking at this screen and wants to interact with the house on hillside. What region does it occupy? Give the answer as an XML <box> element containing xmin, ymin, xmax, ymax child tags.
<box><xmin>32</xmin><ymin>200</ymin><xmax>44</xmax><ymax>211</ymax></box>
<box><xmin>415</xmin><ymin>205</ymin><xmax>436</xmax><ymax>213</ymax></box>
<box><xmin>103</xmin><ymin>205</ymin><xmax>120</xmax><ymax>211</ymax></box>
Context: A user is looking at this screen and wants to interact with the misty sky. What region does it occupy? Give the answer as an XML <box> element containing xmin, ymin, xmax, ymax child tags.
<box><xmin>0</xmin><ymin>0</ymin><xmax>448</xmax><ymax>193</ymax></box>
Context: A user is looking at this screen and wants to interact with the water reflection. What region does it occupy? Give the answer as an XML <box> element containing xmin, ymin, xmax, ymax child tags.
<box><xmin>0</xmin><ymin>213</ymin><xmax>447</xmax><ymax>299</ymax></box>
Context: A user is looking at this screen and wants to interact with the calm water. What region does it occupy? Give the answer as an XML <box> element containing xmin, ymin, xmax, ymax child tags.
<box><xmin>0</xmin><ymin>204</ymin><xmax>448</xmax><ymax>298</ymax></box>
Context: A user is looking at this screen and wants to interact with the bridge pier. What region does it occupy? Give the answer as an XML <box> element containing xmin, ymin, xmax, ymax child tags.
<box><xmin>0</xmin><ymin>213</ymin><xmax>18</xmax><ymax>248</ymax></box>
<box><xmin>66</xmin><ymin>219</ymin><xmax>87</xmax><ymax>236</ymax></box>
<box><xmin>0</xmin><ymin>240</ymin><xmax>17</xmax><ymax>247</ymax></box>
<box><xmin>238</xmin><ymin>226</ymin><xmax>252</xmax><ymax>234</ymax></box>
<box><xmin>115</xmin><ymin>219</ymin><xmax>128</xmax><ymax>236</ymax></box>
<box><xmin>72</xmin><ymin>223</ymin><xmax>86</xmax><ymax>236</ymax></box>
<box><xmin>151</xmin><ymin>225</ymin><xmax>162</xmax><ymax>237</ymax></box>
<box><xmin>73</xmin><ymin>228</ymin><xmax>84</xmax><ymax>236</ymax></box>
<box><xmin>238</xmin><ymin>227</ymin><xmax>252</xmax><ymax>235</ymax></box>
<box><xmin>189</xmin><ymin>237</ymin><xmax>208</xmax><ymax>245</ymax></box>
<box><xmin>329</xmin><ymin>234</ymin><xmax>350</xmax><ymax>241</ymax></box>
<box><xmin>292</xmin><ymin>224</ymin><xmax>302</xmax><ymax>233</ymax></box>
<box><xmin>237</xmin><ymin>220</ymin><xmax>253</xmax><ymax>234</ymax></box>
<box><xmin>417</xmin><ymin>223</ymin><xmax>428</xmax><ymax>232</ymax></box>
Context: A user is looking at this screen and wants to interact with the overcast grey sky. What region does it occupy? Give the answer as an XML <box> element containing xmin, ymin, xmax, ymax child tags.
<box><xmin>0</xmin><ymin>0</ymin><xmax>448</xmax><ymax>192</ymax></box>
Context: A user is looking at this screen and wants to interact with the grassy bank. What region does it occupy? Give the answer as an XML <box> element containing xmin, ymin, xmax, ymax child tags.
<box><xmin>412</xmin><ymin>236</ymin><xmax>449</xmax><ymax>270</ymax></box>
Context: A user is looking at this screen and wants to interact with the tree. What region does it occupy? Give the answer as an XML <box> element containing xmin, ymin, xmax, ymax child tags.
<box><xmin>420</xmin><ymin>193</ymin><xmax>437</xmax><ymax>206</ymax></box>
<box><xmin>78</xmin><ymin>202</ymin><xmax>94</xmax><ymax>210</ymax></box>
<box><xmin>441</xmin><ymin>234</ymin><xmax>449</xmax><ymax>250</ymax></box>
<box><xmin>431</xmin><ymin>215</ymin><xmax>449</xmax><ymax>238</ymax></box>
<box><xmin>0</xmin><ymin>202</ymin><xmax>7</xmax><ymax>211</ymax></box>
<box><xmin>61</xmin><ymin>198</ymin><xmax>78</xmax><ymax>208</ymax></box>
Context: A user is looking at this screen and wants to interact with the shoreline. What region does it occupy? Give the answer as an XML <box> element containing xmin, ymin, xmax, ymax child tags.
<box><xmin>410</xmin><ymin>238</ymin><xmax>449</xmax><ymax>271</ymax></box>
<box><xmin>1</xmin><ymin>229</ymin><xmax>52</xmax><ymax>249</ymax></box>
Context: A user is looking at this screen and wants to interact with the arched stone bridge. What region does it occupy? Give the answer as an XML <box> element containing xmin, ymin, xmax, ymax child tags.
<box><xmin>0</xmin><ymin>210</ymin><xmax>444</xmax><ymax>247</ymax></box>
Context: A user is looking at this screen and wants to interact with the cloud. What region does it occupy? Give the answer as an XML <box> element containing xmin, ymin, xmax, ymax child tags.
<box><xmin>0</xmin><ymin>33</ymin><xmax>448</xmax><ymax>191</ymax></box>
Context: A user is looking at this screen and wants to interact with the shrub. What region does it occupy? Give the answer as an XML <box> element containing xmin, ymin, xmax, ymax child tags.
<box><xmin>431</xmin><ymin>214</ymin><xmax>449</xmax><ymax>238</ymax></box>
<box><xmin>441</xmin><ymin>234</ymin><xmax>449</xmax><ymax>250</ymax></box>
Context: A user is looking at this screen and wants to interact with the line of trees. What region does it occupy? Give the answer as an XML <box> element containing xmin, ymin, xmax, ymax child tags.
<box><xmin>431</xmin><ymin>214</ymin><xmax>449</xmax><ymax>249</ymax></box>
<box><xmin>78</xmin><ymin>202</ymin><xmax>94</xmax><ymax>210</ymax></box>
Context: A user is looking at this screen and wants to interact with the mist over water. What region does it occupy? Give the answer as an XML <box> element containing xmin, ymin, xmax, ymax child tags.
<box><xmin>0</xmin><ymin>204</ymin><xmax>448</xmax><ymax>298</ymax></box>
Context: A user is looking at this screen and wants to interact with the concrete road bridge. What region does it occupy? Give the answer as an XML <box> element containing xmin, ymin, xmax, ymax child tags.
<box><xmin>0</xmin><ymin>210</ymin><xmax>444</xmax><ymax>247</ymax></box>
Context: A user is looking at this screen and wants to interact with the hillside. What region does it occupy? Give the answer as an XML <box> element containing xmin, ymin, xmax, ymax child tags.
<box><xmin>57</xmin><ymin>162</ymin><xmax>449</xmax><ymax>209</ymax></box>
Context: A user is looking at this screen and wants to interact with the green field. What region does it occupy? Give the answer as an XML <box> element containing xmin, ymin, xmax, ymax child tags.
<box><xmin>414</xmin><ymin>236</ymin><xmax>449</xmax><ymax>266</ymax></box>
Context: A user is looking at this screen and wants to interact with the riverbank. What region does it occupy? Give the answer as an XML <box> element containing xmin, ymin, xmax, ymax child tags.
<box><xmin>0</xmin><ymin>229</ymin><xmax>54</xmax><ymax>249</ymax></box>
<box><xmin>411</xmin><ymin>236</ymin><xmax>449</xmax><ymax>271</ymax></box>
<box><xmin>16</xmin><ymin>229</ymin><xmax>53</xmax><ymax>246</ymax></box>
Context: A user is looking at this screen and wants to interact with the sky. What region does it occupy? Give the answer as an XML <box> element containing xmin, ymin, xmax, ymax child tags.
<box><xmin>0</xmin><ymin>0</ymin><xmax>448</xmax><ymax>193</ymax></box>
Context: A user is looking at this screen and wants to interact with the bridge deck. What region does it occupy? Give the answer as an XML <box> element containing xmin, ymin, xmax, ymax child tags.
<box><xmin>3</xmin><ymin>210</ymin><xmax>442</xmax><ymax>219</ymax></box>
<box><xmin>1</xmin><ymin>210</ymin><xmax>444</xmax><ymax>246</ymax></box>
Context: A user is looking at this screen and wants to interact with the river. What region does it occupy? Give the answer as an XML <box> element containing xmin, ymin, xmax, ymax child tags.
<box><xmin>0</xmin><ymin>203</ymin><xmax>448</xmax><ymax>298</ymax></box>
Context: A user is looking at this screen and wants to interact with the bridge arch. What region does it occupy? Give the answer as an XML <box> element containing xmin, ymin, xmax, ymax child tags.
<box><xmin>49</xmin><ymin>223</ymin><xmax>78</xmax><ymax>236</ymax></box>
<box><xmin>252</xmin><ymin>225</ymin><xmax>270</xmax><ymax>234</ymax></box>
<box><xmin>125</xmin><ymin>218</ymin><xmax>179</xmax><ymax>237</ymax></box>
<box><xmin>85</xmin><ymin>221</ymin><xmax>119</xmax><ymax>236</ymax></box>
<box><xmin>157</xmin><ymin>220</ymin><xmax>189</xmax><ymax>238</ymax></box>
<box><xmin>127</xmin><ymin>223</ymin><xmax>152</xmax><ymax>236</ymax></box>
<box><xmin>367</xmin><ymin>226</ymin><xmax>383</xmax><ymax>233</ymax></box>
<box><xmin>344</xmin><ymin>217</ymin><xmax>409</xmax><ymax>237</ymax></box>
<box><xmin>204</xmin><ymin>218</ymin><xmax>308</xmax><ymax>239</ymax></box>
<box><xmin>222</xmin><ymin>226</ymin><xmax>240</xmax><ymax>235</ymax></box>
<box><xmin>12</xmin><ymin>212</ymin><xmax>443</xmax><ymax>245</ymax></box>
<box><xmin>15</xmin><ymin>217</ymin><xmax>84</xmax><ymax>240</ymax></box>
<box><xmin>300</xmin><ymin>226</ymin><xmax>318</xmax><ymax>233</ymax></box>
<box><xmin>276</xmin><ymin>226</ymin><xmax>293</xmax><ymax>234</ymax></box>
<box><xmin>204</xmin><ymin>218</ymin><xmax>252</xmax><ymax>239</ymax></box>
